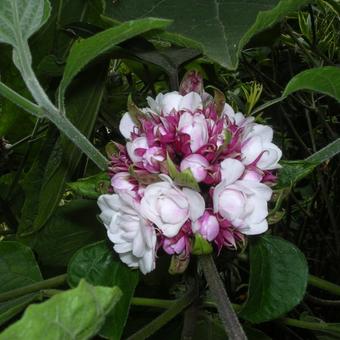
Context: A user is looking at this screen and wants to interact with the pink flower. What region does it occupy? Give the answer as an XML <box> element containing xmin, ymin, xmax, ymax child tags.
<box><xmin>178</xmin><ymin>112</ymin><xmax>209</xmax><ymax>152</ymax></box>
<box><xmin>126</xmin><ymin>136</ymin><xmax>165</xmax><ymax>173</ymax></box>
<box><xmin>213</xmin><ymin>159</ymin><xmax>272</xmax><ymax>235</ymax></box>
<box><xmin>192</xmin><ymin>211</ymin><xmax>220</xmax><ymax>241</ymax></box>
<box><xmin>241</xmin><ymin>124</ymin><xmax>282</xmax><ymax>170</ymax></box>
<box><xmin>140</xmin><ymin>175</ymin><xmax>205</xmax><ymax>237</ymax></box>
<box><xmin>180</xmin><ymin>154</ymin><xmax>209</xmax><ymax>182</ymax></box>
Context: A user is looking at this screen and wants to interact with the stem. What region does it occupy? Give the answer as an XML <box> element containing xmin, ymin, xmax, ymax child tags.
<box><xmin>127</xmin><ymin>285</ymin><xmax>196</xmax><ymax>340</ymax></box>
<box><xmin>131</xmin><ymin>297</ymin><xmax>175</xmax><ymax>309</ymax></box>
<box><xmin>308</xmin><ymin>275</ymin><xmax>340</xmax><ymax>296</ymax></box>
<box><xmin>280</xmin><ymin>317</ymin><xmax>340</xmax><ymax>333</ymax></box>
<box><xmin>198</xmin><ymin>255</ymin><xmax>247</xmax><ymax>340</ymax></box>
<box><xmin>0</xmin><ymin>81</ymin><xmax>43</xmax><ymax>117</ymax></box>
<box><xmin>0</xmin><ymin>274</ymin><xmax>67</xmax><ymax>303</ymax></box>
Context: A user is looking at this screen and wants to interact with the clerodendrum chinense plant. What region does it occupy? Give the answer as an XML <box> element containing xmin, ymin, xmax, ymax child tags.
<box><xmin>0</xmin><ymin>0</ymin><xmax>340</xmax><ymax>339</ymax></box>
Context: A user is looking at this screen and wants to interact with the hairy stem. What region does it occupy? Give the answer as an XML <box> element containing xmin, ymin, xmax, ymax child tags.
<box><xmin>0</xmin><ymin>274</ymin><xmax>67</xmax><ymax>303</ymax></box>
<box><xmin>198</xmin><ymin>255</ymin><xmax>247</xmax><ymax>340</ymax></box>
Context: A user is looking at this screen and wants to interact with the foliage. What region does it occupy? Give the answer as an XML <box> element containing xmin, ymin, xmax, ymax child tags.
<box><xmin>1</xmin><ymin>0</ymin><xmax>340</xmax><ymax>339</ymax></box>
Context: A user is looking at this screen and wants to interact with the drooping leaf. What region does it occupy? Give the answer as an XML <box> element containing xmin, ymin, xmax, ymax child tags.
<box><xmin>0</xmin><ymin>280</ymin><xmax>122</xmax><ymax>340</ymax></box>
<box><xmin>20</xmin><ymin>200</ymin><xmax>106</xmax><ymax>267</ymax></box>
<box><xmin>68</xmin><ymin>241</ymin><xmax>139</xmax><ymax>340</ymax></box>
<box><xmin>104</xmin><ymin>0</ymin><xmax>310</xmax><ymax>70</ymax></box>
<box><xmin>0</xmin><ymin>0</ymin><xmax>51</xmax><ymax>48</ymax></box>
<box><xmin>58</xmin><ymin>18</ymin><xmax>171</xmax><ymax>109</ymax></box>
<box><xmin>0</xmin><ymin>241</ymin><xmax>42</xmax><ymax>294</ymax></box>
<box><xmin>278</xmin><ymin>138</ymin><xmax>340</xmax><ymax>188</ymax></box>
<box><xmin>18</xmin><ymin>62</ymin><xmax>108</xmax><ymax>235</ymax></box>
<box><xmin>283</xmin><ymin>67</ymin><xmax>340</xmax><ymax>102</ymax></box>
<box><xmin>240</xmin><ymin>235</ymin><xmax>308</xmax><ymax>323</ymax></box>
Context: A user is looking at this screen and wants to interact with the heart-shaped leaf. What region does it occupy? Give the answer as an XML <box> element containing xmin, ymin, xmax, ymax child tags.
<box><xmin>240</xmin><ymin>235</ymin><xmax>308</xmax><ymax>323</ymax></box>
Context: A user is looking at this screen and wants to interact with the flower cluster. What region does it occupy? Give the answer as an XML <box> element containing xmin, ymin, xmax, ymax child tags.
<box><xmin>98</xmin><ymin>72</ymin><xmax>282</xmax><ymax>274</ymax></box>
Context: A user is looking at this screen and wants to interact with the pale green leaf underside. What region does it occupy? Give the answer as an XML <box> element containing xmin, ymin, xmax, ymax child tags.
<box><xmin>0</xmin><ymin>0</ymin><xmax>51</xmax><ymax>47</ymax></box>
<box><xmin>283</xmin><ymin>66</ymin><xmax>340</xmax><ymax>102</ymax></box>
<box><xmin>104</xmin><ymin>0</ymin><xmax>310</xmax><ymax>69</ymax></box>
<box><xmin>0</xmin><ymin>280</ymin><xmax>122</xmax><ymax>340</ymax></box>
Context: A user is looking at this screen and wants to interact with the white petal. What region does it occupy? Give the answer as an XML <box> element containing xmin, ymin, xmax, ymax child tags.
<box><xmin>220</xmin><ymin>159</ymin><xmax>245</xmax><ymax>185</ymax></box>
<box><xmin>162</xmin><ymin>92</ymin><xmax>183</xmax><ymax>115</ymax></box>
<box><xmin>242</xmin><ymin>219</ymin><xmax>268</xmax><ymax>235</ymax></box>
<box><xmin>242</xmin><ymin>136</ymin><xmax>263</xmax><ymax>165</ymax></box>
<box><xmin>182</xmin><ymin>188</ymin><xmax>205</xmax><ymax>221</ymax></box>
<box><xmin>119</xmin><ymin>112</ymin><xmax>136</xmax><ymax>139</ymax></box>
<box><xmin>179</xmin><ymin>92</ymin><xmax>203</xmax><ymax>112</ymax></box>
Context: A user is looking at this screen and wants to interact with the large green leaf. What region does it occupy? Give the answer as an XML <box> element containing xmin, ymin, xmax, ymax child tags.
<box><xmin>104</xmin><ymin>0</ymin><xmax>309</xmax><ymax>70</ymax></box>
<box><xmin>20</xmin><ymin>199</ymin><xmax>106</xmax><ymax>267</ymax></box>
<box><xmin>68</xmin><ymin>241</ymin><xmax>139</xmax><ymax>340</ymax></box>
<box><xmin>283</xmin><ymin>67</ymin><xmax>340</xmax><ymax>102</ymax></box>
<box><xmin>0</xmin><ymin>241</ymin><xmax>42</xmax><ymax>294</ymax></box>
<box><xmin>18</xmin><ymin>63</ymin><xmax>108</xmax><ymax>236</ymax></box>
<box><xmin>0</xmin><ymin>0</ymin><xmax>51</xmax><ymax>47</ymax></box>
<box><xmin>58</xmin><ymin>17</ymin><xmax>171</xmax><ymax>109</ymax></box>
<box><xmin>240</xmin><ymin>235</ymin><xmax>308</xmax><ymax>323</ymax></box>
<box><xmin>0</xmin><ymin>280</ymin><xmax>122</xmax><ymax>340</ymax></box>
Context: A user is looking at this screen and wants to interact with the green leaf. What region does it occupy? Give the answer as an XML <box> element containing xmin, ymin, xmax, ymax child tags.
<box><xmin>58</xmin><ymin>17</ymin><xmax>171</xmax><ymax>109</ymax></box>
<box><xmin>283</xmin><ymin>67</ymin><xmax>340</xmax><ymax>102</ymax></box>
<box><xmin>0</xmin><ymin>280</ymin><xmax>122</xmax><ymax>340</ymax></box>
<box><xmin>20</xmin><ymin>200</ymin><xmax>106</xmax><ymax>267</ymax></box>
<box><xmin>278</xmin><ymin>138</ymin><xmax>340</xmax><ymax>188</ymax></box>
<box><xmin>0</xmin><ymin>241</ymin><xmax>42</xmax><ymax>293</ymax></box>
<box><xmin>192</xmin><ymin>234</ymin><xmax>213</xmax><ymax>255</ymax></box>
<box><xmin>18</xmin><ymin>63</ymin><xmax>108</xmax><ymax>235</ymax></box>
<box><xmin>67</xmin><ymin>172</ymin><xmax>110</xmax><ymax>199</ymax></box>
<box><xmin>104</xmin><ymin>0</ymin><xmax>310</xmax><ymax>70</ymax></box>
<box><xmin>0</xmin><ymin>0</ymin><xmax>51</xmax><ymax>47</ymax></box>
<box><xmin>67</xmin><ymin>241</ymin><xmax>139</xmax><ymax>340</ymax></box>
<box><xmin>166</xmin><ymin>155</ymin><xmax>200</xmax><ymax>191</ymax></box>
<box><xmin>240</xmin><ymin>235</ymin><xmax>308</xmax><ymax>323</ymax></box>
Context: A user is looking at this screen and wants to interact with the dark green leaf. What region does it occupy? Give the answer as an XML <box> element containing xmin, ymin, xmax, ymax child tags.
<box><xmin>0</xmin><ymin>241</ymin><xmax>42</xmax><ymax>293</ymax></box>
<box><xmin>240</xmin><ymin>235</ymin><xmax>308</xmax><ymax>323</ymax></box>
<box><xmin>18</xmin><ymin>63</ymin><xmax>108</xmax><ymax>235</ymax></box>
<box><xmin>68</xmin><ymin>241</ymin><xmax>139</xmax><ymax>340</ymax></box>
<box><xmin>306</xmin><ymin>138</ymin><xmax>340</xmax><ymax>164</ymax></box>
<box><xmin>0</xmin><ymin>280</ymin><xmax>122</xmax><ymax>340</ymax></box>
<box><xmin>58</xmin><ymin>18</ymin><xmax>171</xmax><ymax>109</ymax></box>
<box><xmin>283</xmin><ymin>67</ymin><xmax>340</xmax><ymax>102</ymax></box>
<box><xmin>20</xmin><ymin>199</ymin><xmax>106</xmax><ymax>267</ymax></box>
<box><xmin>104</xmin><ymin>0</ymin><xmax>310</xmax><ymax>70</ymax></box>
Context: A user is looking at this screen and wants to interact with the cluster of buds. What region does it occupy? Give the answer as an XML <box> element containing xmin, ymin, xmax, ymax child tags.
<box><xmin>98</xmin><ymin>71</ymin><xmax>282</xmax><ymax>274</ymax></box>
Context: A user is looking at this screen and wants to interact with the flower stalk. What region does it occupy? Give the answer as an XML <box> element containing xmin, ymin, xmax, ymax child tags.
<box><xmin>199</xmin><ymin>254</ymin><xmax>247</xmax><ymax>340</ymax></box>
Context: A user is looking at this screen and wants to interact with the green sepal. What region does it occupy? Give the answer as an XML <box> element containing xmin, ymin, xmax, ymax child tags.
<box><xmin>192</xmin><ymin>234</ymin><xmax>213</xmax><ymax>255</ymax></box>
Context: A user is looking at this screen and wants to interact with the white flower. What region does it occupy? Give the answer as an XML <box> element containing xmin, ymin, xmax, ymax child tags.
<box><xmin>178</xmin><ymin>112</ymin><xmax>209</xmax><ymax>152</ymax></box>
<box><xmin>140</xmin><ymin>175</ymin><xmax>205</xmax><ymax>237</ymax></box>
<box><xmin>147</xmin><ymin>91</ymin><xmax>203</xmax><ymax>116</ymax></box>
<box><xmin>98</xmin><ymin>194</ymin><xmax>156</xmax><ymax>274</ymax></box>
<box><xmin>213</xmin><ymin>159</ymin><xmax>272</xmax><ymax>235</ymax></box>
<box><xmin>241</xmin><ymin>124</ymin><xmax>282</xmax><ymax>170</ymax></box>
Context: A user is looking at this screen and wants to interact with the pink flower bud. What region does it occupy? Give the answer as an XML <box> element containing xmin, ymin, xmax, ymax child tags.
<box><xmin>180</xmin><ymin>154</ymin><xmax>209</xmax><ymax>182</ymax></box>
<box><xmin>192</xmin><ymin>211</ymin><xmax>220</xmax><ymax>241</ymax></box>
